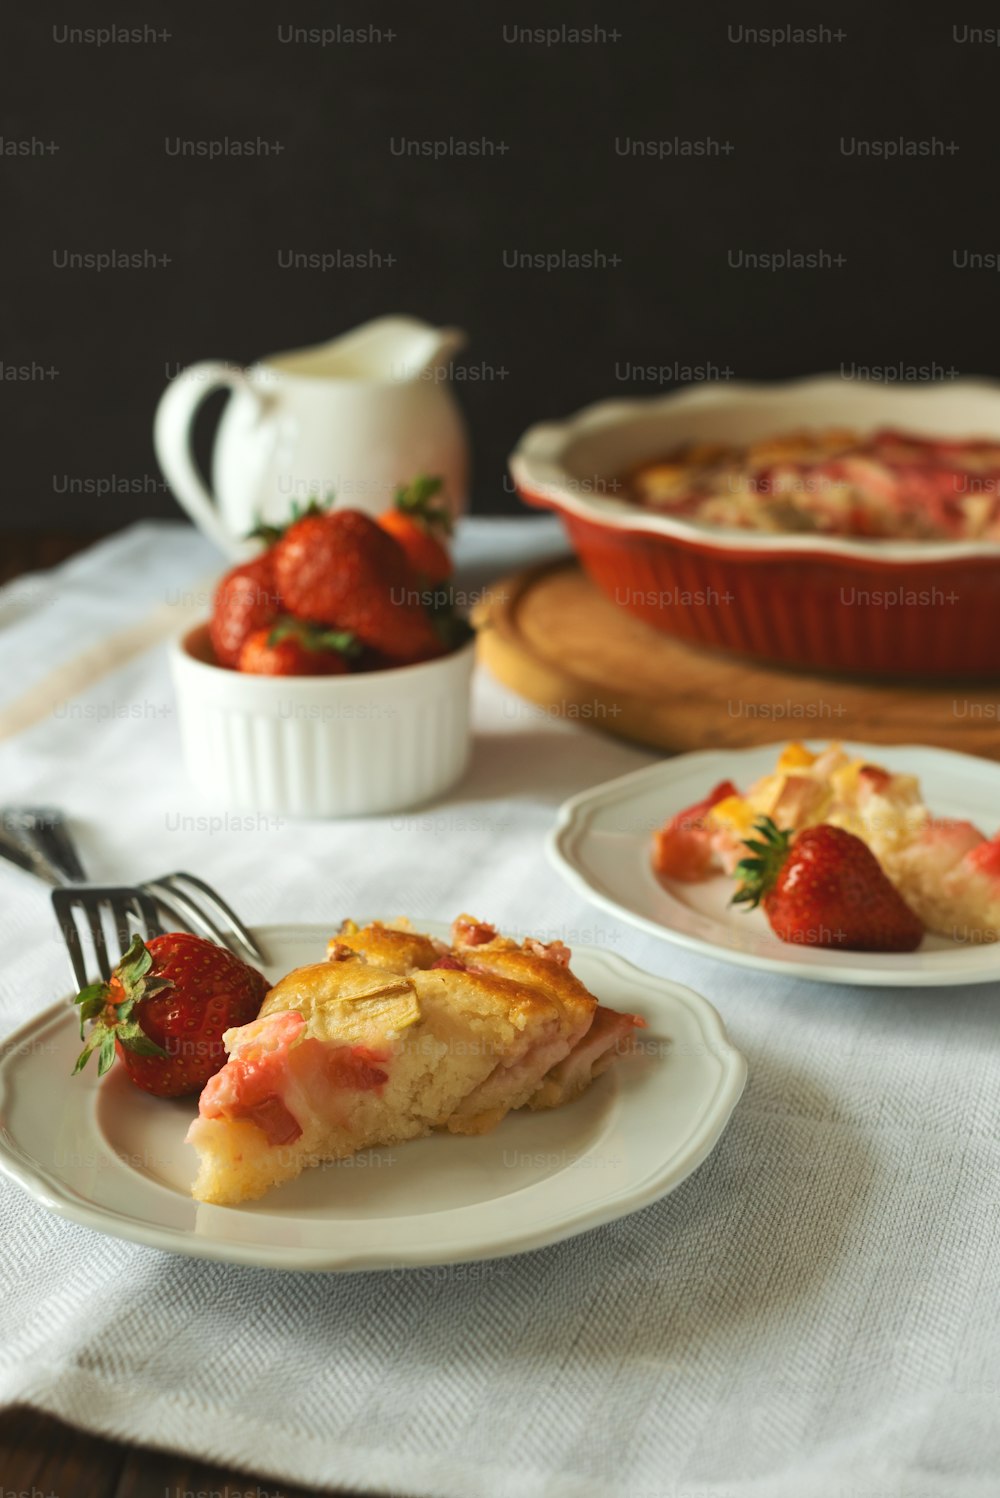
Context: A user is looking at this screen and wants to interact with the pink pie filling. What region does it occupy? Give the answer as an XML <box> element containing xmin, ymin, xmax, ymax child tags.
<box><xmin>965</xmin><ymin>835</ymin><xmax>1000</xmax><ymax>882</ymax></box>
<box><xmin>627</xmin><ymin>428</ymin><xmax>1000</xmax><ymax>541</ymax></box>
<box><xmin>452</xmin><ymin>917</ymin><xmax>496</xmax><ymax>947</ymax></box>
<box><xmin>523</xmin><ymin>937</ymin><xmax>572</xmax><ymax>967</ymax></box>
<box><xmin>199</xmin><ymin>1009</ymin><xmax>391</xmax><ymax>1146</ymax></box>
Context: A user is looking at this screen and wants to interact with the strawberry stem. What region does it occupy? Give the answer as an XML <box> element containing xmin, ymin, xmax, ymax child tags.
<box><xmin>247</xmin><ymin>497</ymin><xmax>331</xmax><ymax>547</ymax></box>
<box><xmin>393</xmin><ymin>474</ymin><xmax>452</xmax><ymax>536</ymax></box>
<box><xmin>71</xmin><ymin>934</ymin><xmax>171</xmax><ymax>1076</ymax></box>
<box><xmin>267</xmin><ymin>618</ymin><xmax>362</xmax><ymax>658</ymax></box>
<box><xmin>731</xmin><ymin>816</ymin><xmax>793</xmax><ymax>909</ymax></box>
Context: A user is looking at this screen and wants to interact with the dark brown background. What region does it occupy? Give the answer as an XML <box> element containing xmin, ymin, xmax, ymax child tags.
<box><xmin>3</xmin><ymin>4</ymin><xmax>998</xmax><ymax>537</ymax></box>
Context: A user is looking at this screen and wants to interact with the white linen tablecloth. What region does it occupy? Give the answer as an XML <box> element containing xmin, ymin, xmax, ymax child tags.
<box><xmin>0</xmin><ymin>519</ymin><xmax>997</xmax><ymax>1498</ymax></box>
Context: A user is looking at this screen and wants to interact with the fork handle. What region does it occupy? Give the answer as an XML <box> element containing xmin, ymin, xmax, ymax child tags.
<box><xmin>0</xmin><ymin>827</ymin><xmax>44</xmax><ymax>880</ymax></box>
<box><xmin>1</xmin><ymin>808</ymin><xmax>87</xmax><ymax>886</ymax></box>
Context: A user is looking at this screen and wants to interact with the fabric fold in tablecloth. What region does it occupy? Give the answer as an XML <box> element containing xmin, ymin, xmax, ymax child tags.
<box><xmin>0</xmin><ymin>520</ymin><xmax>997</xmax><ymax>1498</ymax></box>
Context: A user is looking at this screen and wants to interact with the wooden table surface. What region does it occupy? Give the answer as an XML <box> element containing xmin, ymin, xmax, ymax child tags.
<box><xmin>0</xmin><ymin>530</ymin><xmax>363</xmax><ymax>1496</ymax></box>
<box><xmin>0</xmin><ymin>1404</ymin><xmax>366</xmax><ymax>1498</ymax></box>
<box><xmin>0</xmin><ymin>530</ymin><xmax>115</xmax><ymax>586</ymax></box>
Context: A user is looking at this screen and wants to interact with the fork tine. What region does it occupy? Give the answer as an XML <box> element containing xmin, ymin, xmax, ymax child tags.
<box><xmin>129</xmin><ymin>889</ymin><xmax>165</xmax><ymax>940</ymax></box>
<box><xmin>83</xmin><ymin>898</ymin><xmax>111</xmax><ymax>982</ymax></box>
<box><xmin>149</xmin><ymin>872</ymin><xmax>264</xmax><ymax>963</ymax></box>
<box><xmin>145</xmin><ymin>888</ymin><xmax>200</xmax><ymax>938</ymax></box>
<box><xmin>50</xmin><ymin>889</ymin><xmax>89</xmax><ymax>990</ymax></box>
<box><xmin>143</xmin><ymin>880</ymin><xmax>229</xmax><ymax>948</ymax></box>
<box><xmin>169</xmin><ymin>872</ymin><xmax>264</xmax><ymax>960</ymax></box>
<box><xmin>51</xmin><ymin>878</ymin><xmax>260</xmax><ymax>993</ymax></box>
<box><xmin>51</xmin><ymin>885</ymin><xmax>163</xmax><ymax>990</ymax></box>
<box><xmin>109</xmin><ymin>893</ymin><xmax>133</xmax><ymax>956</ymax></box>
<box><xmin>111</xmin><ymin>890</ymin><xmax>163</xmax><ymax>951</ymax></box>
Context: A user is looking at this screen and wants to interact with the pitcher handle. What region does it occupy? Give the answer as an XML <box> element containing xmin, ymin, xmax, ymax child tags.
<box><xmin>154</xmin><ymin>361</ymin><xmax>263</xmax><ymax>557</ymax></box>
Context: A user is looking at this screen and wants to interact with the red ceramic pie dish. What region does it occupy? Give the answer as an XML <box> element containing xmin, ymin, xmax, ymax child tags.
<box><xmin>509</xmin><ymin>377</ymin><xmax>1000</xmax><ymax>679</ymax></box>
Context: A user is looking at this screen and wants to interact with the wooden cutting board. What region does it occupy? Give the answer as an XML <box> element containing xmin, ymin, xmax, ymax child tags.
<box><xmin>473</xmin><ymin>560</ymin><xmax>1000</xmax><ymax>758</ymax></box>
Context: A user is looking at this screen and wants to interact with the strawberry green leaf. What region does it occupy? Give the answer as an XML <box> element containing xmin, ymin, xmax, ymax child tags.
<box><xmin>315</xmin><ymin>629</ymin><xmax>362</xmax><ymax>657</ymax></box>
<box><xmin>115</xmin><ymin>1020</ymin><xmax>169</xmax><ymax>1058</ymax></box>
<box><xmin>97</xmin><ymin>1031</ymin><xmax>117</xmax><ymax>1077</ymax></box>
<box><xmin>139</xmin><ymin>978</ymin><xmax>173</xmax><ymax>1000</ymax></box>
<box><xmin>731</xmin><ymin>816</ymin><xmax>792</xmax><ymax>910</ymax></box>
<box><xmin>71</xmin><ymin>936</ymin><xmax>173</xmax><ymax>1079</ymax></box>
<box><xmin>109</xmin><ymin>937</ymin><xmax>172</xmax><ymax>1009</ymax></box>
<box><xmin>74</xmin><ymin>986</ymin><xmax>107</xmax><ymax>1036</ymax></box>
<box><xmin>114</xmin><ymin>934</ymin><xmax>152</xmax><ymax>990</ymax></box>
<box><xmin>247</xmin><ymin>496</ymin><xmax>331</xmax><ymax>547</ymax></box>
<box><xmin>72</xmin><ymin>1032</ymin><xmax>103</xmax><ymax>1074</ymax></box>
<box><xmin>393</xmin><ymin>474</ymin><xmax>452</xmax><ymax>535</ymax></box>
<box><xmin>246</xmin><ymin>519</ymin><xmax>286</xmax><ymax>548</ymax></box>
<box><xmin>75</xmin><ymin>981</ymin><xmax>106</xmax><ymax>1007</ymax></box>
<box><xmin>268</xmin><ymin>618</ymin><xmax>362</xmax><ymax>659</ymax></box>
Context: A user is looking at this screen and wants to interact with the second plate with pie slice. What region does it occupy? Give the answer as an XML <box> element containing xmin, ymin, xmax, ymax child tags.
<box><xmin>549</xmin><ymin>742</ymin><xmax>1000</xmax><ymax>987</ymax></box>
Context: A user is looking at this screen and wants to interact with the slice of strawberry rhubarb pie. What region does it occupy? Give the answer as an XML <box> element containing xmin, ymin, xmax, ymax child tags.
<box><xmin>653</xmin><ymin>741</ymin><xmax>1000</xmax><ymax>944</ymax></box>
<box><xmin>186</xmin><ymin>917</ymin><xmax>644</xmax><ymax>1205</ymax></box>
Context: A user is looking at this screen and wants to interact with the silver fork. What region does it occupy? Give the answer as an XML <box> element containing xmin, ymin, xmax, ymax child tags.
<box><xmin>1</xmin><ymin>807</ymin><xmax>264</xmax><ymax>986</ymax></box>
<box><xmin>51</xmin><ymin>884</ymin><xmax>167</xmax><ymax>988</ymax></box>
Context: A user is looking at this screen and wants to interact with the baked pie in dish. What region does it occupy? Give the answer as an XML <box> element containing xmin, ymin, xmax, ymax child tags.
<box><xmin>187</xmin><ymin>916</ymin><xmax>644</xmax><ymax>1204</ymax></box>
<box><xmin>627</xmin><ymin>428</ymin><xmax>1000</xmax><ymax>541</ymax></box>
<box><xmin>510</xmin><ymin>378</ymin><xmax>1000</xmax><ymax>675</ymax></box>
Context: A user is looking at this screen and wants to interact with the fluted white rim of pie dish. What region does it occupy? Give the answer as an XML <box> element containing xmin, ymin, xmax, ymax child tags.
<box><xmin>509</xmin><ymin>375</ymin><xmax>1000</xmax><ymax>563</ymax></box>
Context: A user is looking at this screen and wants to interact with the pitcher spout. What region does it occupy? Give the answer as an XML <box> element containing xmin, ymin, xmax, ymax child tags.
<box><xmin>271</xmin><ymin>315</ymin><xmax>467</xmax><ymax>383</ymax></box>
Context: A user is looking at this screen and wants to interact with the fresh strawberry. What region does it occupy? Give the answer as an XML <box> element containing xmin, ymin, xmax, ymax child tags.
<box><xmin>377</xmin><ymin>475</ymin><xmax>453</xmax><ymax>585</ymax></box>
<box><xmin>272</xmin><ymin>508</ymin><xmax>444</xmax><ymax>663</ymax></box>
<box><xmin>73</xmin><ymin>933</ymin><xmax>269</xmax><ymax>1097</ymax></box>
<box><xmin>246</xmin><ymin>498</ymin><xmax>327</xmax><ymax>549</ymax></box>
<box><xmin>653</xmin><ymin>780</ymin><xmax>739</xmax><ymax>881</ymax></box>
<box><xmin>237</xmin><ymin>618</ymin><xmax>359</xmax><ymax>676</ymax></box>
<box><xmin>733</xmin><ymin>816</ymin><xmax>924</xmax><ymax>952</ymax></box>
<box><xmin>210</xmin><ymin>552</ymin><xmax>281</xmax><ymax>668</ymax></box>
<box><xmin>378</xmin><ymin>512</ymin><xmax>451</xmax><ymax>586</ymax></box>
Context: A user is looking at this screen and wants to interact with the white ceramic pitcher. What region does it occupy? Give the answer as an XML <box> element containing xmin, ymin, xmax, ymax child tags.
<box><xmin>154</xmin><ymin>315</ymin><xmax>470</xmax><ymax>557</ymax></box>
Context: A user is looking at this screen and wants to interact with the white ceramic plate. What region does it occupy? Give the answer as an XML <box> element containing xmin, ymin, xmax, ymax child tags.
<box><xmin>0</xmin><ymin>923</ymin><xmax>745</xmax><ymax>1272</ymax></box>
<box><xmin>549</xmin><ymin>743</ymin><xmax>1000</xmax><ymax>987</ymax></box>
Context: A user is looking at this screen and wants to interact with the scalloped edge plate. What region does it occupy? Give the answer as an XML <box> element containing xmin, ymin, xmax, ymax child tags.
<box><xmin>0</xmin><ymin>922</ymin><xmax>746</xmax><ymax>1271</ymax></box>
<box><xmin>549</xmin><ymin>742</ymin><xmax>1000</xmax><ymax>987</ymax></box>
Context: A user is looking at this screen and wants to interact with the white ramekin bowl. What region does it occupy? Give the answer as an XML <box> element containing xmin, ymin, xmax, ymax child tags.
<box><xmin>169</xmin><ymin>625</ymin><xmax>475</xmax><ymax>817</ymax></box>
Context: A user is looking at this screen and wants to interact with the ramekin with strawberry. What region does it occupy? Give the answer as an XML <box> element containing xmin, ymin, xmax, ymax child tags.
<box><xmin>170</xmin><ymin>476</ymin><xmax>477</xmax><ymax>816</ymax></box>
<box><xmin>209</xmin><ymin>478</ymin><xmax>468</xmax><ymax>678</ymax></box>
